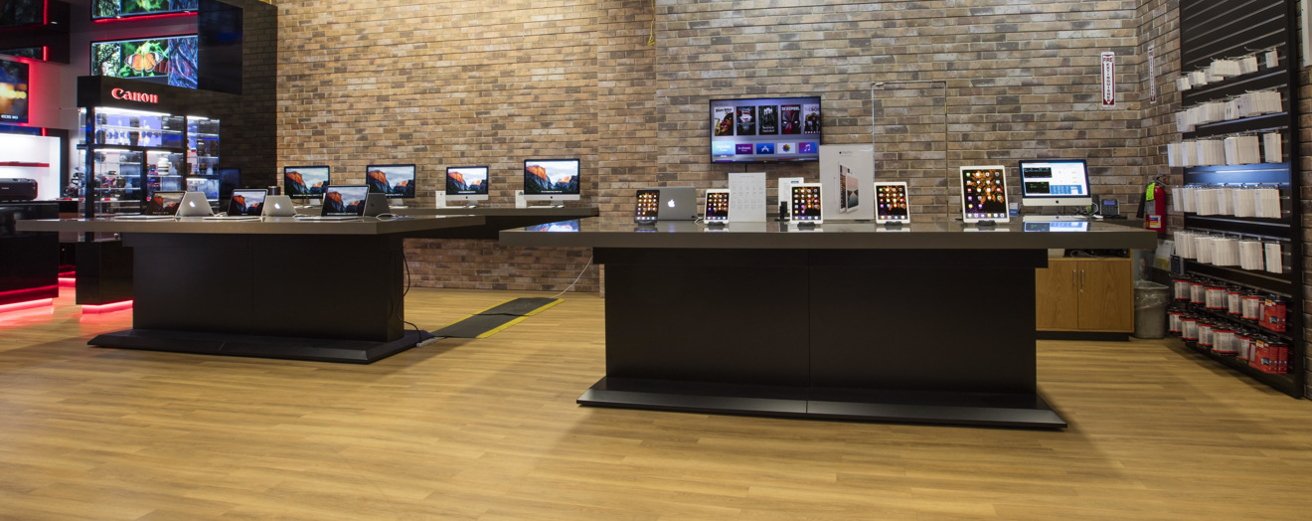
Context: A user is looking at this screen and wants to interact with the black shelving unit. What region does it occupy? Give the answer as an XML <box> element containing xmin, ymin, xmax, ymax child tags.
<box><xmin>1175</xmin><ymin>0</ymin><xmax>1305</xmax><ymax>397</ymax></box>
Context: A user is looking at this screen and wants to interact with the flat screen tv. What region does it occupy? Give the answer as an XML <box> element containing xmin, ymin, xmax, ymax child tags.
<box><xmin>710</xmin><ymin>96</ymin><xmax>821</xmax><ymax>163</ymax></box>
<box><xmin>283</xmin><ymin>166</ymin><xmax>329</xmax><ymax>198</ymax></box>
<box><xmin>91</xmin><ymin>35</ymin><xmax>199</xmax><ymax>89</ymax></box>
<box><xmin>365</xmin><ymin>164</ymin><xmax>417</xmax><ymax>199</ymax></box>
<box><xmin>93</xmin><ymin>0</ymin><xmax>200</xmax><ymax>20</ymax></box>
<box><xmin>0</xmin><ymin>60</ymin><xmax>29</xmax><ymax>124</ymax></box>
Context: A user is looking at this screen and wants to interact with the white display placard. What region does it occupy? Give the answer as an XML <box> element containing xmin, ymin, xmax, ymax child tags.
<box><xmin>777</xmin><ymin>176</ymin><xmax>803</xmax><ymax>214</ymax></box>
<box><xmin>728</xmin><ymin>172</ymin><xmax>767</xmax><ymax>223</ymax></box>
<box><xmin>819</xmin><ymin>144</ymin><xmax>875</xmax><ymax>221</ymax></box>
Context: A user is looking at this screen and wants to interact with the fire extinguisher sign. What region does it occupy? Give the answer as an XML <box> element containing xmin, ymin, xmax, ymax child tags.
<box><xmin>1101</xmin><ymin>52</ymin><xmax>1116</xmax><ymax>109</ymax></box>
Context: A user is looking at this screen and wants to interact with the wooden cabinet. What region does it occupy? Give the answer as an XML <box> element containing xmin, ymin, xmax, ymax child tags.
<box><xmin>1035</xmin><ymin>258</ymin><xmax>1133</xmax><ymax>333</ymax></box>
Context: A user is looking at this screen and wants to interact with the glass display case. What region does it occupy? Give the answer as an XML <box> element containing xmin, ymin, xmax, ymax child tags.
<box><xmin>76</xmin><ymin>107</ymin><xmax>217</xmax><ymax>215</ymax></box>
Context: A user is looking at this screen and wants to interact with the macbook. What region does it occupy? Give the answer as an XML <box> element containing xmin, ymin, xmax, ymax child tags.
<box><xmin>297</xmin><ymin>185</ymin><xmax>368</xmax><ymax>221</ymax></box>
<box><xmin>114</xmin><ymin>191</ymin><xmax>185</xmax><ymax>221</ymax></box>
<box><xmin>655</xmin><ymin>186</ymin><xmax>697</xmax><ymax>221</ymax></box>
<box><xmin>262</xmin><ymin>195</ymin><xmax>298</xmax><ymax>217</ymax></box>
<box><xmin>176</xmin><ymin>192</ymin><xmax>215</xmax><ymax>217</ymax></box>
<box><xmin>205</xmin><ymin>189</ymin><xmax>269</xmax><ymax>221</ymax></box>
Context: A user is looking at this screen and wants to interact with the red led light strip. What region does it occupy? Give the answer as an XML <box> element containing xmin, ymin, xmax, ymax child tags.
<box><xmin>92</xmin><ymin>12</ymin><xmax>197</xmax><ymax>24</ymax></box>
<box><xmin>81</xmin><ymin>300</ymin><xmax>134</xmax><ymax>314</ymax></box>
<box><xmin>58</xmin><ymin>277</ymin><xmax>76</xmax><ymax>287</ymax></box>
<box><xmin>0</xmin><ymin>298</ymin><xmax>54</xmax><ymax>314</ymax></box>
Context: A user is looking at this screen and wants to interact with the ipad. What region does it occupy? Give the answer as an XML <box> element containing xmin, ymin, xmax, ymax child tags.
<box><xmin>791</xmin><ymin>183</ymin><xmax>823</xmax><ymax>224</ymax></box>
<box><xmin>839</xmin><ymin>168</ymin><xmax>859</xmax><ymax>213</ymax></box>
<box><xmin>874</xmin><ymin>182</ymin><xmax>910</xmax><ymax>224</ymax></box>
<box><xmin>704</xmin><ymin>189</ymin><xmax>730</xmax><ymax>223</ymax></box>
<box><xmin>959</xmin><ymin>165</ymin><xmax>1010</xmax><ymax>223</ymax></box>
<box><xmin>635</xmin><ymin>189</ymin><xmax>659</xmax><ymax>224</ymax></box>
<box><xmin>228</xmin><ymin>189</ymin><xmax>268</xmax><ymax>216</ymax></box>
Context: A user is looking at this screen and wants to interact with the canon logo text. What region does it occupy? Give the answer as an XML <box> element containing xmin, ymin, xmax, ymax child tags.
<box><xmin>110</xmin><ymin>88</ymin><xmax>159</xmax><ymax>104</ymax></box>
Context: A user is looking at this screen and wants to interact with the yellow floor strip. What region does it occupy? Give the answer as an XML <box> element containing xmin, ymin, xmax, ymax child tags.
<box><xmin>522</xmin><ymin>299</ymin><xmax>562</xmax><ymax>316</ymax></box>
<box><xmin>475</xmin><ymin>316</ymin><xmax>528</xmax><ymax>339</ymax></box>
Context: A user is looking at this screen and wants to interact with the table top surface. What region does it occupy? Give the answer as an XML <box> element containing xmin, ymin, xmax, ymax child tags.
<box><xmin>393</xmin><ymin>206</ymin><xmax>599</xmax><ymax>218</ymax></box>
<box><xmin>500</xmin><ymin>218</ymin><xmax>1159</xmax><ymax>250</ymax></box>
<box><xmin>15</xmin><ymin>215</ymin><xmax>487</xmax><ymax>236</ymax></box>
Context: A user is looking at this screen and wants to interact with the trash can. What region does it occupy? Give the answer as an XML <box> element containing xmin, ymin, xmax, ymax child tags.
<box><xmin>1134</xmin><ymin>281</ymin><xmax>1171</xmax><ymax>339</ymax></box>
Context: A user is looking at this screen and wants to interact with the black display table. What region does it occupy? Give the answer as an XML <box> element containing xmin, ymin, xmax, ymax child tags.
<box><xmin>18</xmin><ymin>216</ymin><xmax>484</xmax><ymax>363</ymax></box>
<box><xmin>394</xmin><ymin>206</ymin><xmax>599</xmax><ymax>239</ymax></box>
<box><xmin>0</xmin><ymin>202</ymin><xmax>60</xmax><ymax>306</ymax></box>
<box><xmin>502</xmin><ymin>219</ymin><xmax>1157</xmax><ymax>429</ymax></box>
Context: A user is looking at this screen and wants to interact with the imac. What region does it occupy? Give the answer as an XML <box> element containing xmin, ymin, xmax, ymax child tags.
<box><xmin>445</xmin><ymin>166</ymin><xmax>490</xmax><ymax>206</ymax></box>
<box><xmin>523</xmin><ymin>159</ymin><xmax>580</xmax><ymax>206</ymax></box>
<box><xmin>366</xmin><ymin>164</ymin><xmax>417</xmax><ymax>206</ymax></box>
<box><xmin>283</xmin><ymin>165</ymin><xmax>330</xmax><ymax>203</ymax></box>
<box><xmin>1019</xmin><ymin>160</ymin><xmax>1091</xmax><ymax>208</ymax></box>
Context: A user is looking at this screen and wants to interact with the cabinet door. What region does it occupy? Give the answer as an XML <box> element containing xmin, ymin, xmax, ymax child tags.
<box><xmin>1077</xmin><ymin>259</ymin><xmax>1133</xmax><ymax>332</ymax></box>
<box><xmin>1035</xmin><ymin>260</ymin><xmax>1080</xmax><ymax>331</ymax></box>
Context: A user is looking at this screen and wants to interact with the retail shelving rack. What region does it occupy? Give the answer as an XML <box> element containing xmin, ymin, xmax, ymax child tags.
<box><xmin>1172</xmin><ymin>0</ymin><xmax>1305</xmax><ymax>397</ymax></box>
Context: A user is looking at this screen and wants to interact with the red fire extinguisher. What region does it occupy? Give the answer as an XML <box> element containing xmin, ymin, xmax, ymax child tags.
<box><xmin>1142</xmin><ymin>178</ymin><xmax>1168</xmax><ymax>235</ymax></box>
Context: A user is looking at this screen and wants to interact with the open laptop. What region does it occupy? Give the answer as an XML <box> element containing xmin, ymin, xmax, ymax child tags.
<box><xmin>655</xmin><ymin>186</ymin><xmax>697</xmax><ymax>221</ymax></box>
<box><xmin>296</xmin><ymin>185</ymin><xmax>368</xmax><ymax>221</ymax></box>
<box><xmin>114</xmin><ymin>191</ymin><xmax>185</xmax><ymax>221</ymax></box>
<box><xmin>205</xmin><ymin>189</ymin><xmax>268</xmax><ymax>221</ymax></box>
<box><xmin>176</xmin><ymin>192</ymin><xmax>215</xmax><ymax>218</ymax></box>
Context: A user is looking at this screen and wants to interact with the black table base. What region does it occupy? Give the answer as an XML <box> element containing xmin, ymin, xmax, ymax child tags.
<box><xmin>90</xmin><ymin>329</ymin><xmax>433</xmax><ymax>364</ymax></box>
<box><xmin>589</xmin><ymin>248</ymin><xmax>1067</xmax><ymax>430</ymax></box>
<box><xmin>92</xmin><ymin>233</ymin><xmax>412</xmax><ymax>363</ymax></box>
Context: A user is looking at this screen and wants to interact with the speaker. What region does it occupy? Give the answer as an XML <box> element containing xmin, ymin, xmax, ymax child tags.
<box><xmin>0</xmin><ymin>179</ymin><xmax>37</xmax><ymax>202</ymax></box>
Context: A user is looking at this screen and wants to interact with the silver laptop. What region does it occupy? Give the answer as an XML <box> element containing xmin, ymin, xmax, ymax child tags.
<box><xmin>296</xmin><ymin>185</ymin><xmax>368</xmax><ymax>221</ymax></box>
<box><xmin>262</xmin><ymin>195</ymin><xmax>298</xmax><ymax>218</ymax></box>
<box><xmin>655</xmin><ymin>187</ymin><xmax>697</xmax><ymax>221</ymax></box>
<box><xmin>206</xmin><ymin>189</ymin><xmax>269</xmax><ymax>221</ymax></box>
<box><xmin>114</xmin><ymin>191</ymin><xmax>185</xmax><ymax>221</ymax></box>
<box><xmin>176</xmin><ymin>192</ymin><xmax>214</xmax><ymax>217</ymax></box>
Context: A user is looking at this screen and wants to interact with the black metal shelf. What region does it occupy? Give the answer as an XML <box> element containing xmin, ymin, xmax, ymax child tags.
<box><xmin>1176</xmin><ymin>0</ymin><xmax>1305</xmax><ymax>398</ymax></box>
<box><xmin>1173</xmin><ymin>301</ymin><xmax>1294</xmax><ymax>342</ymax></box>
<box><xmin>1174</xmin><ymin>338</ymin><xmax>1301</xmax><ymax>397</ymax></box>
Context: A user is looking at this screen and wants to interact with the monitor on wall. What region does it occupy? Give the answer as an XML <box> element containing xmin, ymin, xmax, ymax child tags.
<box><xmin>91</xmin><ymin>35</ymin><xmax>200</xmax><ymax>89</ymax></box>
<box><xmin>523</xmin><ymin>159</ymin><xmax>580</xmax><ymax>202</ymax></box>
<box><xmin>283</xmin><ymin>166</ymin><xmax>329</xmax><ymax>198</ymax></box>
<box><xmin>93</xmin><ymin>0</ymin><xmax>200</xmax><ymax>20</ymax></box>
<box><xmin>365</xmin><ymin>164</ymin><xmax>417</xmax><ymax>199</ymax></box>
<box><xmin>0</xmin><ymin>60</ymin><xmax>29</xmax><ymax>124</ymax></box>
<box><xmin>710</xmin><ymin>96</ymin><xmax>821</xmax><ymax>163</ymax></box>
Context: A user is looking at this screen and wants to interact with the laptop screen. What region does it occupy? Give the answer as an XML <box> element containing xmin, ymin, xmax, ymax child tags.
<box><xmin>321</xmin><ymin>185</ymin><xmax>368</xmax><ymax>216</ymax></box>
<box><xmin>228</xmin><ymin>189</ymin><xmax>268</xmax><ymax>216</ymax></box>
<box><xmin>145</xmin><ymin>192</ymin><xmax>185</xmax><ymax>215</ymax></box>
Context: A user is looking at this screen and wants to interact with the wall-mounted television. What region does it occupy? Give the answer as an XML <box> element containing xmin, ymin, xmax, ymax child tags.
<box><xmin>365</xmin><ymin>164</ymin><xmax>417</xmax><ymax>199</ymax></box>
<box><xmin>93</xmin><ymin>0</ymin><xmax>200</xmax><ymax>20</ymax></box>
<box><xmin>91</xmin><ymin>35</ymin><xmax>199</xmax><ymax>89</ymax></box>
<box><xmin>710</xmin><ymin>96</ymin><xmax>821</xmax><ymax>163</ymax></box>
<box><xmin>0</xmin><ymin>60</ymin><xmax>29</xmax><ymax>124</ymax></box>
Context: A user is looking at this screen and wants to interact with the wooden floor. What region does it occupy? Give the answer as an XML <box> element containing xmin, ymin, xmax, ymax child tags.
<box><xmin>1</xmin><ymin>287</ymin><xmax>1310</xmax><ymax>520</ymax></box>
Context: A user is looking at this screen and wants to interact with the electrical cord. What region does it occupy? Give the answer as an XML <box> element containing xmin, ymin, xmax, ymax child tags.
<box><xmin>552</xmin><ymin>256</ymin><xmax>594</xmax><ymax>299</ymax></box>
<box><xmin>399</xmin><ymin>245</ymin><xmax>425</xmax><ymax>339</ymax></box>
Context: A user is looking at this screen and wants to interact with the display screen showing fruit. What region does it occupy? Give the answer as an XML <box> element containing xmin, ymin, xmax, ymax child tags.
<box><xmin>92</xmin><ymin>35</ymin><xmax>199</xmax><ymax>89</ymax></box>
<box><xmin>93</xmin><ymin>0</ymin><xmax>199</xmax><ymax>19</ymax></box>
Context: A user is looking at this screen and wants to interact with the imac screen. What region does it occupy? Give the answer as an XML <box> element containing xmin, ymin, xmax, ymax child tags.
<box><xmin>523</xmin><ymin>159</ymin><xmax>580</xmax><ymax>195</ymax></box>
<box><xmin>366</xmin><ymin>164</ymin><xmax>417</xmax><ymax>198</ymax></box>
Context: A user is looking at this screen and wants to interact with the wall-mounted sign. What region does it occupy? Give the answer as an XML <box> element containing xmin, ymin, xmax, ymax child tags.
<box><xmin>1101</xmin><ymin>52</ymin><xmax>1116</xmax><ymax>109</ymax></box>
<box><xmin>110</xmin><ymin>87</ymin><xmax>158</xmax><ymax>104</ymax></box>
<box><xmin>1147</xmin><ymin>45</ymin><xmax>1157</xmax><ymax>104</ymax></box>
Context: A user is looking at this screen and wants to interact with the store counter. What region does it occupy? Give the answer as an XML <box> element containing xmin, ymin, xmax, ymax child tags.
<box><xmin>393</xmin><ymin>206</ymin><xmax>598</xmax><ymax>239</ymax></box>
<box><xmin>0</xmin><ymin>202</ymin><xmax>60</xmax><ymax>306</ymax></box>
<box><xmin>501</xmin><ymin>218</ymin><xmax>1157</xmax><ymax>429</ymax></box>
<box><xmin>18</xmin><ymin>216</ymin><xmax>485</xmax><ymax>363</ymax></box>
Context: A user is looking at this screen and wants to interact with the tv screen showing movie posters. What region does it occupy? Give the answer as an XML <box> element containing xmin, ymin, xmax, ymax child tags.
<box><xmin>322</xmin><ymin>185</ymin><xmax>368</xmax><ymax>216</ymax></box>
<box><xmin>960</xmin><ymin>165</ymin><xmax>1010</xmax><ymax>222</ymax></box>
<box><xmin>91</xmin><ymin>35</ymin><xmax>199</xmax><ymax>89</ymax></box>
<box><xmin>283</xmin><ymin>166</ymin><xmax>330</xmax><ymax>198</ymax></box>
<box><xmin>93</xmin><ymin>0</ymin><xmax>200</xmax><ymax>20</ymax></box>
<box><xmin>366</xmin><ymin>164</ymin><xmax>417</xmax><ymax>198</ymax></box>
<box><xmin>523</xmin><ymin>159</ymin><xmax>580</xmax><ymax>195</ymax></box>
<box><xmin>710</xmin><ymin>96</ymin><xmax>821</xmax><ymax>163</ymax></box>
<box><xmin>446</xmin><ymin>166</ymin><xmax>489</xmax><ymax>195</ymax></box>
<box><xmin>0</xmin><ymin>60</ymin><xmax>29</xmax><ymax>124</ymax></box>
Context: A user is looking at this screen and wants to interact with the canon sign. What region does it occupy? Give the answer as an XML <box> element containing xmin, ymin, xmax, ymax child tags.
<box><xmin>110</xmin><ymin>88</ymin><xmax>159</xmax><ymax>104</ymax></box>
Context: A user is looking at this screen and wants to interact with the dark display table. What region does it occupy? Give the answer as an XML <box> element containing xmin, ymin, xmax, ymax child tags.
<box><xmin>18</xmin><ymin>216</ymin><xmax>484</xmax><ymax>363</ymax></box>
<box><xmin>0</xmin><ymin>202</ymin><xmax>60</xmax><ymax>306</ymax></box>
<box><xmin>394</xmin><ymin>206</ymin><xmax>598</xmax><ymax>239</ymax></box>
<box><xmin>502</xmin><ymin>219</ymin><xmax>1157</xmax><ymax>429</ymax></box>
